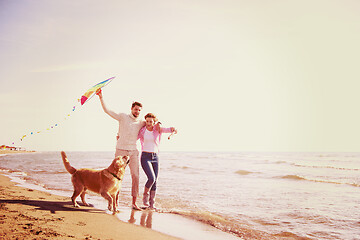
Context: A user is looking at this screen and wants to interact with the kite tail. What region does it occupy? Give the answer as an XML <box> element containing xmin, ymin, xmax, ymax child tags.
<box><xmin>61</xmin><ymin>151</ymin><xmax>77</xmax><ymax>174</ymax></box>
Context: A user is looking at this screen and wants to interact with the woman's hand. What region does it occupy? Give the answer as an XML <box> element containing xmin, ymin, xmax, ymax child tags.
<box><xmin>168</xmin><ymin>127</ymin><xmax>177</xmax><ymax>140</ymax></box>
<box><xmin>171</xmin><ymin>127</ymin><xmax>177</xmax><ymax>134</ymax></box>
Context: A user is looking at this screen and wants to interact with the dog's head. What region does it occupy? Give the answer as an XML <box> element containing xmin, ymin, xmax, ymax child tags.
<box><xmin>112</xmin><ymin>155</ymin><xmax>130</xmax><ymax>173</ymax></box>
<box><xmin>122</xmin><ymin>155</ymin><xmax>130</xmax><ymax>165</ymax></box>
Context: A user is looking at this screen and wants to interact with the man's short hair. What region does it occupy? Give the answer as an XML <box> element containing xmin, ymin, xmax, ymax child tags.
<box><xmin>132</xmin><ymin>101</ymin><xmax>143</xmax><ymax>108</ymax></box>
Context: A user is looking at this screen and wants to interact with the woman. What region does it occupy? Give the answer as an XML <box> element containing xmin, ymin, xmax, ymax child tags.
<box><xmin>138</xmin><ymin>113</ymin><xmax>177</xmax><ymax>209</ymax></box>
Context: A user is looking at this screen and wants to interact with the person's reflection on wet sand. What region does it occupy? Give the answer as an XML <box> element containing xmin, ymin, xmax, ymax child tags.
<box><xmin>128</xmin><ymin>209</ymin><xmax>136</xmax><ymax>224</ymax></box>
<box><xmin>140</xmin><ymin>210</ymin><xmax>153</xmax><ymax>228</ymax></box>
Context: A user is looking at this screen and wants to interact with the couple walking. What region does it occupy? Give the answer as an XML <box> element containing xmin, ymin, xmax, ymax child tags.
<box><xmin>96</xmin><ymin>89</ymin><xmax>177</xmax><ymax>210</ymax></box>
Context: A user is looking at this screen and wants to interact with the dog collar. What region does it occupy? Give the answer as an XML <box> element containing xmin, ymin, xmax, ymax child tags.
<box><xmin>107</xmin><ymin>170</ymin><xmax>121</xmax><ymax>181</ymax></box>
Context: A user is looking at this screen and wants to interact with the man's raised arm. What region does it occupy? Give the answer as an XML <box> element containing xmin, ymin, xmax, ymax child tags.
<box><xmin>96</xmin><ymin>89</ymin><xmax>121</xmax><ymax>120</ymax></box>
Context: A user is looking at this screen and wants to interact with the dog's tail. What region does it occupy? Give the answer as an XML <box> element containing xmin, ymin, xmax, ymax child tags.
<box><xmin>61</xmin><ymin>151</ymin><xmax>76</xmax><ymax>174</ymax></box>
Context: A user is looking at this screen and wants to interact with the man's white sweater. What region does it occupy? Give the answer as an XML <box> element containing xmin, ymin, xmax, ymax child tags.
<box><xmin>100</xmin><ymin>97</ymin><xmax>144</xmax><ymax>150</ymax></box>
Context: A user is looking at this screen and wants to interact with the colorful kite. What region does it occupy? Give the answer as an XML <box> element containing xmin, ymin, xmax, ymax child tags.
<box><xmin>12</xmin><ymin>77</ymin><xmax>115</xmax><ymax>145</ymax></box>
<box><xmin>80</xmin><ymin>77</ymin><xmax>115</xmax><ymax>105</ymax></box>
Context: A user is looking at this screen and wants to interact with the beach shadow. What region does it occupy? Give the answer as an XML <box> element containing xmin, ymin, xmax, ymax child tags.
<box><xmin>0</xmin><ymin>199</ymin><xmax>105</xmax><ymax>214</ymax></box>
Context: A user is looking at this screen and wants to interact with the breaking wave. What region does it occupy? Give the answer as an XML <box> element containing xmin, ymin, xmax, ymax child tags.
<box><xmin>235</xmin><ymin>170</ymin><xmax>253</xmax><ymax>175</ymax></box>
<box><xmin>160</xmin><ymin>208</ymin><xmax>300</xmax><ymax>239</ymax></box>
<box><xmin>293</xmin><ymin>164</ymin><xmax>359</xmax><ymax>171</ymax></box>
<box><xmin>277</xmin><ymin>175</ymin><xmax>359</xmax><ymax>188</ymax></box>
<box><xmin>280</xmin><ymin>175</ymin><xmax>306</xmax><ymax>181</ymax></box>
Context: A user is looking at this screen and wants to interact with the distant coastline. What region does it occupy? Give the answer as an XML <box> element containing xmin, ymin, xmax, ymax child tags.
<box><xmin>0</xmin><ymin>149</ymin><xmax>36</xmax><ymax>155</ymax></box>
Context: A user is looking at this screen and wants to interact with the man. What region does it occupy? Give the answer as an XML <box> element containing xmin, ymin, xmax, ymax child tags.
<box><xmin>96</xmin><ymin>89</ymin><xmax>145</xmax><ymax>210</ymax></box>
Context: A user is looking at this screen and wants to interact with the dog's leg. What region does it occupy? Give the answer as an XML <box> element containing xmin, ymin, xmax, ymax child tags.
<box><xmin>115</xmin><ymin>191</ymin><xmax>120</xmax><ymax>209</ymax></box>
<box><xmin>80</xmin><ymin>189</ymin><xmax>90</xmax><ymax>206</ymax></box>
<box><xmin>71</xmin><ymin>176</ymin><xmax>83</xmax><ymax>208</ymax></box>
<box><xmin>100</xmin><ymin>191</ymin><xmax>113</xmax><ymax>212</ymax></box>
<box><xmin>71</xmin><ymin>188</ymin><xmax>83</xmax><ymax>208</ymax></box>
<box><xmin>111</xmin><ymin>193</ymin><xmax>119</xmax><ymax>213</ymax></box>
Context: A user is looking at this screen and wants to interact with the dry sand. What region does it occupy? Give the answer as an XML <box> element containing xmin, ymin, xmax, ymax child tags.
<box><xmin>0</xmin><ymin>173</ymin><xmax>178</xmax><ymax>240</ymax></box>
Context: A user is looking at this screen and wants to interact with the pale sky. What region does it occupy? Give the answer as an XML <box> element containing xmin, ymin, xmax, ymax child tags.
<box><xmin>1</xmin><ymin>0</ymin><xmax>359</xmax><ymax>152</ymax></box>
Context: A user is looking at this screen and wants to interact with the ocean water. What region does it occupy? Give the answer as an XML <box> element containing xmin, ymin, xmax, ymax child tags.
<box><xmin>0</xmin><ymin>151</ymin><xmax>359</xmax><ymax>239</ymax></box>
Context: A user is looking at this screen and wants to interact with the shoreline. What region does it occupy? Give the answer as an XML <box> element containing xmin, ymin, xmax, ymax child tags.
<box><xmin>0</xmin><ymin>173</ymin><xmax>179</xmax><ymax>240</ymax></box>
<box><xmin>0</xmin><ymin>150</ymin><xmax>241</xmax><ymax>239</ymax></box>
<box><xmin>0</xmin><ymin>171</ymin><xmax>241</xmax><ymax>240</ymax></box>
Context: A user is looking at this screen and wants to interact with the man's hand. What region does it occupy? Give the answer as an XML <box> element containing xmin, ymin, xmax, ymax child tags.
<box><xmin>96</xmin><ymin>88</ymin><xmax>102</xmax><ymax>98</ymax></box>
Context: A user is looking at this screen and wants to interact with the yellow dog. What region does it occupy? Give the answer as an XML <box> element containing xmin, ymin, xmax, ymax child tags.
<box><xmin>61</xmin><ymin>151</ymin><xmax>129</xmax><ymax>213</ymax></box>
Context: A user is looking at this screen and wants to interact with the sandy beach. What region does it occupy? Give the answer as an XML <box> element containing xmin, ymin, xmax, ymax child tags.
<box><xmin>0</xmin><ymin>173</ymin><xmax>178</xmax><ymax>240</ymax></box>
